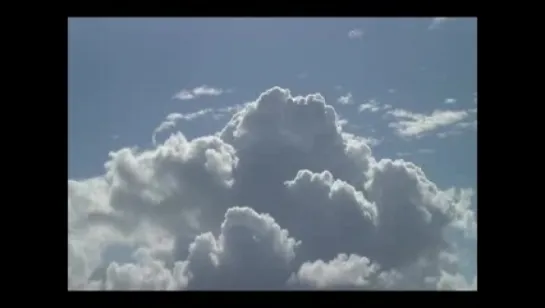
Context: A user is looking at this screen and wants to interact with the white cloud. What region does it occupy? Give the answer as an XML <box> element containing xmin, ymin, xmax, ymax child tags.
<box><xmin>437</xmin><ymin>119</ymin><xmax>477</xmax><ymax>139</ymax></box>
<box><xmin>152</xmin><ymin>109</ymin><xmax>214</xmax><ymax>145</ymax></box>
<box><xmin>173</xmin><ymin>85</ymin><xmax>226</xmax><ymax>101</ymax></box>
<box><xmin>444</xmin><ymin>98</ymin><xmax>457</xmax><ymax>104</ymax></box>
<box><xmin>173</xmin><ymin>90</ymin><xmax>195</xmax><ymax>100</ymax></box>
<box><xmin>386</xmin><ymin>108</ymin><xmax>469</xmax><ymax>138</ymax></box>
<box><xmin>69</xmin><ymin>87</ymin><xmax>476</xmax><ymax>290</ymax></box>
<box><xmin>428</xmin><ymin>17</ymin><xmax>451</xmax><ymax>30</ymax></box>
<box><xmin>358</xmin><ymin>99</ymin><xmax>381</xmax><ymax>113</ymax></box>
<box><xmin>348</xmin><ymin>29</ymin><xmax>364</xmax><ymax>39</ymax></box>
<box><xmin>455</xmin><ymin>121</ymin><xmax>477</xmax><ymax>129</ymax></box>
<box><xmin>388</xmin><ymin>89</ymin><xmax>396</xmax><ymax>94</ymax></box>
<box><xmin>337</xmin><ymin>92</ymin><xmax>353</xmax><ymax>105</ymax></box>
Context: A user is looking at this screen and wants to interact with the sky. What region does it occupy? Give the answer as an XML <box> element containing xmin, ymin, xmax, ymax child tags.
<box><xmin>68</xmin><ymin>17</ymin><xmax>477</xmax><ymax>290</ymax></box>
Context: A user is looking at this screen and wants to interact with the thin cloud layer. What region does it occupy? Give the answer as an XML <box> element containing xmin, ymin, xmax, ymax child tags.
<box><xmin>348</xmin><ymin>29</ymin><xmax>364</xmax><ymax>39</ymax></box>
<box><xmin>428</xmin><ymin>18</ymin><xmax>451</xmax><ymax>30</ymax></box>
<box><xmin>68</xmin><ymin>87</ymin><xmax>476</xmax><ymax>290</ymax></box>
<box><xmin>173</xmin><ymin>85</ymin><xmax>226</xmax><ymax>101</ymax></box>
<box><xmin>386</xmin><ymin>108</ymin><xmax>470</xmax><ymax>138</ymax></box>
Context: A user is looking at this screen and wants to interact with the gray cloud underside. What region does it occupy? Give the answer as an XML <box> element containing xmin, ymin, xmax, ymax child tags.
<box><xmin>69</xmin><ymin>87</ymin><xmax>477</xmax><ymax>291</ymax></box>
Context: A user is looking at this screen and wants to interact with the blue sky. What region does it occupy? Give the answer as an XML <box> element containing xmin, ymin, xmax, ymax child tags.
<box><xmin>68</xmin><ymin>18</ymin><xmax>477</xmax><ymax>290</ymax></box>
<box><xmin>68</xmin><ymin>17</ymin><xmax>476</xmax><ymax>187</ymax></box>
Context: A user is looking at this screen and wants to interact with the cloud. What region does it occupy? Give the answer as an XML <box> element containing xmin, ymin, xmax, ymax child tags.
<box><xmin>436</xmin><ymin>120</ymin><xmax>477</xmax><ymax>139</ymax></box>
<box><xmin>428</xmin><ymin>17</ymin><xmax>451</xmax><ymax>30</ymax></box>
<box><xmin>386</xmin><ymin>108</ymin><xmax>469</xmax><ymax>138</ymax></box>
<box><xmin>69</xmin><ymin>87</ymin><xmax>476</xmax><ymax>290</ymax></box>
<box><xmin>455</xmin><ymin>121</ymin><xmax>477</xmax><ymax>130</ymax></box>
<box><xmin>388</xmin><ymin>89</ymin><xmax>396</xmax><ymax>94</ymax></box>
<box><xmin>337</xmin><ymin>92</ymin><xmax>354</xmax><ymax>105</ymax></box>
<box><xmin>173</xmin><ymin>85</ymin><xmax>226</xmax><ymax>101</ymax></box>
<box><xmin>348</xmin><ymin>29</ymin><xmax>364</xmax><ymax>39</ymax></box>
<box><xmin>396</xmin><ymin>149</ymin><xmax>434</xmax><ymax>157</ymax></box>
<box><xmin>358</xmin><ymin>99</ymin><xmax>382</xmax><ymax>113</ymax></box>
<box><xmin>444</xmin><ymin>98</ymin><xmax>457</xmax><ymax>104</ymax></box>
<box><xmin>152</xmin><ymin>109</ymin><xmax>214</xmax><ymax>145</ymax></box>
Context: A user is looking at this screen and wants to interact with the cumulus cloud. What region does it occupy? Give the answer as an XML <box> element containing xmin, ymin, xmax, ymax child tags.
<box><xmin>428</xmin><ymin>17</ymin><xmax>451</xmax><ymax>30</ymax></box>
<box><xmin>348</xmin><ymin>29</ymin><xmax>364</xmax><ymax>39</ymax></box>
<box><xmin>173</xmin><ymin>85</ymin><xmax>226</xmax><ymax>101</ymax></box>
<box><xmin>386</xmin><ymin>108</ymin><xmax>469</xmax><ymax>138</ymax></box>
<box><xmin>69</xmin><ymin>87</ymin><xmax>476</xmax><ymax>290</ymax></box>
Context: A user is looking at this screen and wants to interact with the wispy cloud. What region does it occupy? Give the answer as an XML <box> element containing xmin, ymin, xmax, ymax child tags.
<box><xmin>429</xmin><ymin>17</ymin><xmax>451</xmax><ymax>30</ymax></box>
<box><xmin>397</xmin><ymin>148</ymin><xmax>435</xmax><ymax>157</ymax></box>
<box><xmin>358</xmin><ymin>99</ymin><xmax>391</xmax><ymax>113</ymax></box>
<box><xmin>211</xmin><ymin>103</ymin><xmax>248</xmax><ymax>120</ymax></box>
<box><xmin>436</xmin><ymin>119</ymin><xmax>477</xmax><ymax>139</ymax></box>
<box><xmin>358</xmin><ymin>99</ymin><xmax>380</xmax><ymax>112</ymax></box>
<box><xmin>348</xmin><ymin>28</ymin><xmax>364</xmax><ymax>39</ymax></box>
<box><xmin>387</xmin><ymin>108</ymin><xmax>469</xmax><ymax>138</ymax></box>
<box><xmin>152</xmin><ymin>109</ymin><xmax>214</xmax><ymax>145</ymax></box>
<box><xmin>297</xmin><ymin>73</ymin><xmax>308</xmax><ymax>79</ymax></box>
<box><xmin>337</xmin><ymin>93</ymin><xmax>354</xmax><ymax>105</ymax></box>
<box><xmin>444</xmin><ymin>98</ymin><xmax>457</xmax><ymax>104</ymax></box>
<box><xmin>173</xmin><ymin>85</ymin><xmax>227</xmax><ymax>101</ymax></box>
<box><xmin>417</xmin><ymin>148</ymin><xmax>435</xmax><ymax>154</ymax></box>
<box><xmin>388</xmin><ymin>89</ymin><xmax>396</xmax><ymax>94</ymax></box>
<box><xmin>455</xmin><ymin>120</ymin><xmax>477</xmax><ymax>130</ymax></box>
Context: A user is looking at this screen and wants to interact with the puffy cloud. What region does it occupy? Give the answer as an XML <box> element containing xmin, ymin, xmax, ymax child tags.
<box><xmin>290</xmin><ymin>254</ymin><xmax>382</xmax><ymax>289</ymax></box>
<box><xmin>444</xmin><ymin>98</ymin><xmax>457</xmax><ymax>104</ymax></box>
<box><xmin>68</xmin><ymin>86</ymin><xmax>476</xmax><ymax>290</ymax></box>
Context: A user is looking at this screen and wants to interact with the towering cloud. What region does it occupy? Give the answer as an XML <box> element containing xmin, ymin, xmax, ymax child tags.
<box><xmin>68</xmin><ymin>87</ymin><xmax>477</xmax><ymax>290</ymax></box>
